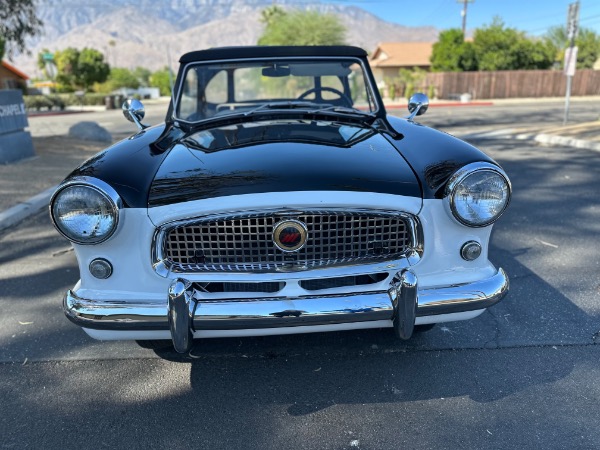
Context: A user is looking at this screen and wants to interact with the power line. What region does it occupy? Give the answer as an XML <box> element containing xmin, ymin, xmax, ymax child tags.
<box><xmin>523</xmin><ymin>11</ymin><xmax>600</xmax><ymax>34</ymax></box>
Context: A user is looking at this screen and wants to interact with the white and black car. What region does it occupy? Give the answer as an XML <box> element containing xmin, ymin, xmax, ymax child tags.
<box><xmin>51</xmin><ymin>46</ymin><xmax>511</xmax><ymax>353</ymax></box>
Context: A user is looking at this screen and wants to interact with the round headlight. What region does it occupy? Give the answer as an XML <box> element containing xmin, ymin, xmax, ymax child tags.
<box><xmin>50</xmin><ymin>181</ymin><xmax>120</xmax><ymax>244</ymax></box>
<box><xmin>447</xmin><ymin>163</ymin><xmax>511</xmax><ymax>227</ymax></box>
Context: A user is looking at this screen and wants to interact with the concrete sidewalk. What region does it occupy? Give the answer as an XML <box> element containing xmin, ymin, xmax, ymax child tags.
<box><xmin>458</xmin><ymin>121</ymin><xmax>600</xmax><ymax>151</ymax></box>
<box><xmin>0</xmin><ymin>136</ymin><xmax>108</xmax><ymax>231</ymax></box>
<box><xmin>533</xmin><ymin>122</ymin><xmax>600</xmax><ymax>152</ymax></box>
<box><xmin>0</xmin><ymin>117</ymin><xmax>598</xmax><ymax>233</ymax></box>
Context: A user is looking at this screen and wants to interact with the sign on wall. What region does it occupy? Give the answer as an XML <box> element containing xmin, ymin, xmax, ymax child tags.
<box><xmin>0</xmin><ymin>90</ymin><xmax>35</xmax><ymax>164</ymax></box>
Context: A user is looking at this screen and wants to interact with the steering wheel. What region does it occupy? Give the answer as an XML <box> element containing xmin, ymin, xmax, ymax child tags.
<box><xmin>297</xmin><ymin>87</ymin><xmax>352</xmax><ymax>107</ymax></box>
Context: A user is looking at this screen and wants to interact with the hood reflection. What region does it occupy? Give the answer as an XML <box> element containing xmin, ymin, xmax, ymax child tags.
<box><xmin>182</xmin><ymin>120</ymin><xmax>376</xmax><ymax>153</ymax></box>
<box><xmin>148</xmin><ymin>120</ymin><xmax>421</xmax><ymax>207</ymax></box>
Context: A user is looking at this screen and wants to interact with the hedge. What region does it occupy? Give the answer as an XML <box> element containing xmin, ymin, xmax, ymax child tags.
<box><xmin>23</xmin><ymin>93</ymin><xmax>111</xmax><ymax>111</ymax></box>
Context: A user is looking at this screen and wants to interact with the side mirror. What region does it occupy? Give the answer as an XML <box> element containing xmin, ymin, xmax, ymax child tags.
<box><xmin>122</xmin><ymin>98</ymin><xmax>148</xmax><ymax>131</ymax></box>
<box><xmin>407</xmin><ymin>93</ymin><xmax>429</xmax><ymax>121</ymax></box>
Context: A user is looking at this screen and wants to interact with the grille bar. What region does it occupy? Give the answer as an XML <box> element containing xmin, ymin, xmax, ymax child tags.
<box><xmin>161</xmin><ymin>211</ymin><xmax>414</xmax><ymax>272</ymax></box>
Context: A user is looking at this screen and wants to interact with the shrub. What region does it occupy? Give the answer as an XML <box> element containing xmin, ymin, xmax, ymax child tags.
<box><xmin>23</xmin><ymin>95</ymin><xmax>53</xmax><ymax>111</ymax></box>
<box><xmin>47</xmin><ymin>95</ymin><xmax>65</xmax><ymax>110</ymax></box>
<box><xmin>24</xmin><ymin>92</ymin><xmax>110</xmax><ymax>111</ymax></box>
<box><xmin>427</xmin><ymin>84</ymin><xmax>436</xmax><ymax>100</ymax></box>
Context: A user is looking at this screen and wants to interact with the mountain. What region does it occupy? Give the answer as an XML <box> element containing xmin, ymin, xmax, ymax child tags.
<box><xmin>15</xmin><ymin>0</ymin><xmax>438</xmax><ymax>76</ymax></box>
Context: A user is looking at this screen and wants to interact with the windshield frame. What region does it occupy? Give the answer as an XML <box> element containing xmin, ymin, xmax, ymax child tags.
<box><xmin>172</xmin><ymin>56</ymin><xmax>382</xmax><ymax>126</ymax></box>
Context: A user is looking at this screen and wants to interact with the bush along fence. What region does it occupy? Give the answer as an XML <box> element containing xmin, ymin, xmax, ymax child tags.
<box><xmin>424</xmin><ymin>69</ymin><xmax>600</xmax><ymax>100</ymax></box>
<box><xmin>23</xmin><ymin>93</ymin><xmax>115</xmax><ymax>112</ymax></box>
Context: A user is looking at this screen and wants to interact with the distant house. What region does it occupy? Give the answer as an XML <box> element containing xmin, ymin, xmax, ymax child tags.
<box><xmin>370</xmin><ymin>42</ymin><xmax>433</xmax><ymax>85</ymax></box>
<box><xmin>0</xmin><ymin>60</ymin><xmax>29</xmax><ymax>90</ymax></box>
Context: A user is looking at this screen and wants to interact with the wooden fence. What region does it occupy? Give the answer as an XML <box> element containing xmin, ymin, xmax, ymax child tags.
<box><xmin>424</xmin><ymin>69</ymin><xmax>600</xmax><ymax>99</ymax></box>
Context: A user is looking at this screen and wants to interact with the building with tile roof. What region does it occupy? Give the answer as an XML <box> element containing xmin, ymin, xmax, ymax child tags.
<box><xmin>370</xmin><ymin>42</ymin><xmax>433</xmax><ymax>85</ymax></box>
<box><xmin>0</xmin><ymin>60</ymin><xmax>29</xmax><ymax>91</ymax></box>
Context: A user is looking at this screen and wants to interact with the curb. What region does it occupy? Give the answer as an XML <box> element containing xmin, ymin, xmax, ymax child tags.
<box><xmin>28</xmin><ymin>110</ymin><xmax>95</xmax><ymax>118</ymax></box>
<box><xmin>385</xmin><ymin>101</ymin><xmax>494</xmax><ymax>110</ymax></box>
<box><xmin>457</xmin><ymin>129</ymin><xmax>600</xmax><ymax>153</ymax></box>
<box><xmin>0</xmin><ymin>186</ymin><xmax>57</xmax><ymax>231</ymax></box>
<box><xmin>534</xmin><ymin>134</ymin><xmax>600</xmax><ymax>152</ymax></box>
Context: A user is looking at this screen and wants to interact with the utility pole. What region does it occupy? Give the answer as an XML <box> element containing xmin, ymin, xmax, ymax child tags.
<box><xmin>563</xmin><ymin>1</ymin><xmax>580</xmax><ymax>125</ymax></box>
<box><xmin>458</xmin><ymin>0</ymin><xmax>475</xmax><ymax>39</ymax></box>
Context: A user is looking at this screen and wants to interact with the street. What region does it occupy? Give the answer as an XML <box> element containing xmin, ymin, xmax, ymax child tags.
<box><xmin>27</xmin><ymin>100</ymin><xmax>170</xmax><ymax>138</ymax></box>
<box><xmin>1</xmin><ymin>100</ymin><xmax>600</xmax><ymax>449</ymax></box>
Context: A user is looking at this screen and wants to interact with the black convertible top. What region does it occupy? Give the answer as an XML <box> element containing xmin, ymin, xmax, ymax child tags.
<box><xmin>179</xmin><ymin>46</ymin><xmax>368</xmax><ymax>63</ymax></box>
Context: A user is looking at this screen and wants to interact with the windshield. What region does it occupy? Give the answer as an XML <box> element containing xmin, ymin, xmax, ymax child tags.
<box><xmin>175</xmin><ymin>57</ymin><xmax>378</xmax><ymax>122</ymax></box>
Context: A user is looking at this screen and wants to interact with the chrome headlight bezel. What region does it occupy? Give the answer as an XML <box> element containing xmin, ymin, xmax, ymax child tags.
<box><xmin>50</xmin><ymin>177</ymin><xmax>122</xmax><ymax>245</ymax></box>
<box><xmin>445</xmin><ymin>162</ymin><xmax>511</xmax><ymax>228</ymax></box>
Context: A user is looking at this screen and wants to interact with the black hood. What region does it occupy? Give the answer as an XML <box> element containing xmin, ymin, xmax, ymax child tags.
<box><xmin>148</xmin><ymin>120</ymin><xmax>421</xmax><ymax>207</ymax></box>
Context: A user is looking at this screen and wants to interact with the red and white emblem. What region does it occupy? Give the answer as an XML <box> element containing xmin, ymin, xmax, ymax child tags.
<box><xmin>273</xmin><ymin>220</ymin><xmax>308</xmax><ymax>252</ymax></box>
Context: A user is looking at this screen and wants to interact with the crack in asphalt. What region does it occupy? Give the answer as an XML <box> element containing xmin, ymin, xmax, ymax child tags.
<box><xmin>483</xmin><ymin>308</ymin><xmax>502</xmax><ymax>349</ymax></box>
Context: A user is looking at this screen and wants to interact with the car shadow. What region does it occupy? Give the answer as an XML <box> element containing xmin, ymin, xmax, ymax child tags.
<box><xmin>147</xmin><ymin>237</ymin><xmax>597</xmax><ymax>410</ymax></box>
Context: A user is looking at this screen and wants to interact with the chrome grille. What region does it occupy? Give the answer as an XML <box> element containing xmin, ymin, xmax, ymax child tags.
<box><xmin>160</xmin><ymin>211</ymin><xmax>414</xmax><ymax>272</ymax></box>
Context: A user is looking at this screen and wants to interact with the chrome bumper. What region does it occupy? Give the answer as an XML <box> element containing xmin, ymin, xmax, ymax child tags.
<box><xmin>64</xmin><ymin>268</ymin><xmax>508</xmax><ymax>353</ymax></box>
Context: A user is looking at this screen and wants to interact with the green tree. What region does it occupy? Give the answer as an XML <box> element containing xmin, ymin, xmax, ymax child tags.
<box><xmin>260</xmin><ymin>5</ymin><xmax>286</xmax><ymax>26</ymax></box>
<box><xmin>575</xmin><ymin>29</ymin><xmax>600</xmax><ymax>69</ymax></box>
<box><xmin>95</xmin><ymin>67</ymin><xmax>140</xmax><ymax>93</ymax></box>
<box><xmin>52</xmin><ymin>47</ymin><xmax>110</xmax><ymax>91</ymax></box>
<box><xmin>472</xmin><ymin>18</ymin><xmax>554</xmax><ymax>71</ymax></box>
<box><xmin>150</xmin><ymin>67</ymin><xmax>174</xmax><ymax>96</ymax></box>
<box><xmin>545</xmin><ymin>25</ymin><xmax>569</xmax><ymax>52</ymax></box>
<box><xmin>546</xmin><ymin>26</ymin><xmax>600</xmax><ymax>69</ymax></box>
<box><xmin>77</xmin><ymin>48</ymin><xmax>110</xmax><ymax>89</ymax></box>
<box><xmin>398</xmin><ymin>67</ymin><xmax>427</xmax><ymax>99</ymax></box>
<box><xmin>36</xmin><ymin>48</ymin><xmax>57</xmax><ymax>79</ymax></box>
<box><xmin>430</xmin><ymin>29</ymin><xmax>477</xmax><ymax>71</ymax></box>
<box><xmin>54</xmin><ymin>47</ymin><xmax>80</xmax><ymax>90</ymax></box>
<box><xmin>258</xmin><ymin>9</ymin><xmax>346</xmax><ymax>46</ymax></box>
<box><xmin>36</xmin><ymin>48</ymin><xmax>48</xmax><ymax>73</ymax></box>
<box><xmin>133</xmin><ymin>67</ymin><xmax>152</xmax><ymax>87</ymax></box>
<box><xmin>0</xmin><ymin>0</ymin><xmax>43</xmax><ymax>58</ymax></box>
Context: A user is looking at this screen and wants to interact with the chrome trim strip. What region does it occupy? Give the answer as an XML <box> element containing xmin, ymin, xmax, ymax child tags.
<box><xmin>193</xmin><ymin>292</ymin><xmax>393</xmax><ymax>330</ymax></box>
<box><xmin>416</xmin><ymin>268</ymin><xmax>509</xmax><ymax>316</ymax></box>
<box><xmin>64</xmin><ymin>268</ymin><xmax>508</xmax><ymax>331</ymax></box>
<box><xmin>63</xmin><ymin>292</ymin><xmax>168</xmax><ymax>330</ymax></box>
<box><xmin>151</xmin><ymin>208</ymin><xmax>423</xmax><ymax>276</ymax></box>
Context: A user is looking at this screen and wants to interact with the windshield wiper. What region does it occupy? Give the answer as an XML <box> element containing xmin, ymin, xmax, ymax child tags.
<box><xmin>243</xmin><ymin>101</ymin><xmax>322</xmax><ymax>116</ymax></box>
<box><xmin>180</xmin><ymin>102</ymin><xmax>376</xmax><ymax>133</ymax></box>
<box><xmin>310</xmin><ymin>105</ymin><xmax>376</xmax><ymax>119</ymax></box>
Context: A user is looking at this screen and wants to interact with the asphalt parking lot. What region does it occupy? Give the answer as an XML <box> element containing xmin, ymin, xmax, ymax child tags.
<box><xmin>1</xmin><ymin>100</ymin><xmax>599</xmax><ymax>449</ymax></box>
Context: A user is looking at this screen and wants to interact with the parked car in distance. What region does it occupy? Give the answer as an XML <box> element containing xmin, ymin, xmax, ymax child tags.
<box><xmin>50</xmin><ymin>46</ymin><xmax>511</xmax><ymax>353</ymax></box>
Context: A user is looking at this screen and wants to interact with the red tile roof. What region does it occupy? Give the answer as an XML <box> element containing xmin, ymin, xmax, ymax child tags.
<box><xmin>370</xmin><ymin>42</ymin><xmax>434</xmax><ymax>68</ymax></box>
<box><xmin>1</xmin><ymin>60</ymin><xmax>29</xmax><ymax>80</ymax></box>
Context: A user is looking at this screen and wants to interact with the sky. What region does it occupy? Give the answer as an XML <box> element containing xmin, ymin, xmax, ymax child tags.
<box><xmin>332</xmin><ymin>0</ymin><xmax>600</xmax><ymax>36</ymax></box>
